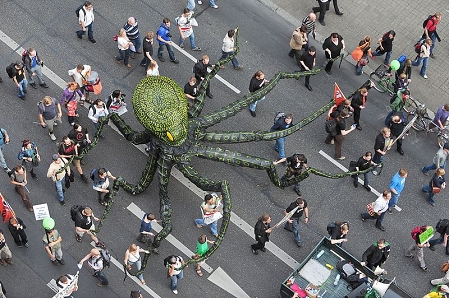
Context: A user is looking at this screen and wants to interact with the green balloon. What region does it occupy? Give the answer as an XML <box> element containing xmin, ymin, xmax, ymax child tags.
<box><xmin>42</xmin><ymin>217</ymin><xmax>55</xmax><ymax>230</ymax></box>
<box><xmin>390</xmin><ymin>60</ymin><xmax>400</xmax><ymax>70</ymax></box>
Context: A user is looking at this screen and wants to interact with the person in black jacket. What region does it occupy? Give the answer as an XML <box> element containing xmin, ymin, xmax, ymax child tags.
<box><xmin>388</xmin><ymin>115</ymin><xmax>406</xmax><ymax>155</ymax></box>
<box><xmin>250</xmin><ymin>213</ymin><xmax>272</xmax><ymax>255</ymax></box>
<box><xmin>361</xmin><ymin>238</ymin><xmax>390</xmax><ymax>270</ymax></box>
<box><xmin>23</xmin><ymin>48</ymin><xmax>48</xmax><ymax>89</ymax></box>
<box><xmin>322</xmin><ymin>33</ymin><xmax>345</xmax><ymax>75</ymax></box>
<box><xmin>140</xmin><ymin>31</ymin><xmax>154</xmax><ymax>69</ymax></box>
<box><xmin>372</xmin><ymin>30</ymin><xmax>395</xmax><ymax>65</ymax></box>
<box><xmin>298</xmin><ymin>46</ymin><xmax>316</xmax><ymax>91</ymax></box>
<box><xmin>8</xmin><ymin>217</ymin><xmax>28</xmax><ymax>247</ymax></box>
<box><xmin>351</xmin><ymin>87</ymin><xmax>370</xmax><ymax>130</ymax></box>
<box><xmin>327</xmin><ymin>221</ymin><xmax>348</xmax><ymax>246</ymax></box>
<box><xmin>270</xmin><ymin>114</ymin><xmax>293</xmax><ymax>162</ymax></box>
<box><xmin>422</xmin><ymin>168</ymin><xmax>445</xmax><ymax>206</ymax></box>
<box><xmin>193</xmin><ymin>55</ymin><xmax>214</xmax><ymax>98</ymax></box>
<box><xmin>274</xmin><ymin>153</ymin><xmax>308</xmax><ymax>196</ymax></box>
<box><xmin>372</xmin><ymin>127</ymin><xmax>392</xmax><ymax>175</ymax></box>
<box><xmin>352</xmin><ymin>152</ymin><xmax>374</xmax><ymax>191</ymax></box>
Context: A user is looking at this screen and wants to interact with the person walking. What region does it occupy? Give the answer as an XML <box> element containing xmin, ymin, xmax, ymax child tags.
<box><xmin>360</xmin><ymin>238</ymin><xmax>390</xmax><ymax>271</ymax></box>
<box><xmin>17</xmin><ymin>140</ymin><xmax>40</xmax><ymax>180</ymax></box>
<box><xmin>11</xmin><ymin>62</ymin><xmax>28</xmax><ymax>99</ymax></box>
<box><xmin>60</xmin><ymin>82</ymin><xmax>84</xmax><ymax>125</ymax></box>
<box><xmin>0</xmin><ymin>127</ymin><xmax>10</xmax><ymax>172</ymax></box>
<box><xmin>193</xmin><ymin>234</ymin><xmax>214</xmax><ymax>277</ymax></box>
<box><xmin>351</xmin><ymin>86</ymin><xmax>371</xmax><ymax>130</ymax></box>
<box><xmin>124</xmin><ymin>244</ymin><xmax>150</xmax><ymax>285</ymax></box>
<box><xmin>193</xmin><ymin>55</ymin><xmax>215</xmax><ymax>98</ymax></box>
<box><xmin>420</xmin><ymin>12</ymin><xmax>441</xmax><ymax>58</ymax></box>
<box><xmin>9</xmin><ymin>165</ymin><xmax>33</xmax><ymax>211</ymax></box>
<box><xmin>360</xmin><ymin>190</ymin><xmax>391</xmax><ymax>231</ymax></box>
<box><xmin>422</xmin><ymin>168</ymin><xmax>445</xmax><ymax>206</ymax></box>
<box><xmin>388</xmin><ymin>115</ymin><xmax>406</xmax><ymax>156</ymax></box>
<box><xmin>312</xmin><ymin>0</ymin><xmax>343</xmax><ymax>26</ymax></box>
<box><xmin>46</xmin><ymin>154</ymin><xmax>69</xmax><ymax>206</ymax></box>
<box><xmin>78</xmin><ymin>248</ymin><xmax>108</xmax><ymax>287</ymax></box>
<box><xmin>55</xmin><ymin>274</ymin><xmax>78</xmax><ymax>297</ymax></box>
<box><xmin>68</xmin><ymin>64</ymin><xmax>92</xmax><ymax>105</ymax></box>
<box><xmin>38</xmin><ymin>96</ymin><xmax>63</xmax><ymax>141</ymax></box>
<box><xmin>423</xmin><ymin>143</ymin><xmax>449</xmax><ymax>175</ymax></box>
<box><xmin>325</xmin><ymin>109</ymin><xmax>356</xmax><ymax>160</ymax></box>
<box><xmin>123</xmin><ymin>17</ymin><xmax>141</xmax><ymax>58</ymax></box>
<box><xmin>43</xmin><ymin>227</ymin><xmax>65</xmax><ymax>266</ymax></box>
<box><xmin>140</xmin><ymin>31</ymin><xmax>154</xmax><ymax>69</ymax></box>
<box><xmin>91</xmin><ymin>168</ymin><xmax>116</xmax><ymax>206</ymax></box>
<box><xmin>429</xmin><ymin>218</ymin><xmax>449</xmax><ymax>254</ymax></box>
<box><xmin>73</xmin><ymin>206</ymin><xmax>103</xmax><ymax>247</ymax></box>
<box><xmin>7</xmin><ymin>218</ymin><xmax>28</xmax><ymax>248</ymax></box>
<box><xmin>412</xmin><ymin>38</ymin><xmax>432</xmax><ymax>79</ymax></box>
<box><xmin>0</xmin><ymin>230</ymin><xmax>13</xmax><ymax>266</ymax></box>
<box><xmin>76</xmin><ymin>1</ymin><xmax>96</xmax><ymax>44</ymax></box>
<box><xmin>88</xmin><ymin>99</ymin><xmax>109</xmax><ymax>138</ymax></box>
<box><xmin>351</xmin><ymin>152</ymin><xmax>374</xmax><ymax>191</ymax></box>
<box><xmin>371</xmin><ymin>127</ymin><xmax>392</xmax><ymax>175</ymax></box>
<box><xmin>354</xmin><ymin>36</ymin><xmax>373</xmax><ymax>76</ymax></box>
<box><xmin>271</xmin><ymin>114</ymin><xmax>293</xmax><ymax>162</ymax></box>
<box><xmin>327</xmin><ymin>221</ymin><xmax>349</xmax><ymax>246</ymax></box>
<box><xmin>115</xmin><ymin>28</ymin><xmax>132</xmax><ymax>68</ymax></box>
<box><xmin>197</xmin><ymin>0</ymin><xmax>218</xmax><ymax>9</ymax></box>
<box><xmin>274</xmin><ymin>153</ymin><xmax>308</xmax><ymax>196</ymax></box>
<box><xmin>137</xmin><ymin>212</ymin><xmax>160</xmax><ymax>253</ymax></box>
<box><xmin>195</xmin><ymin>193</ymin><xmax>222</xmax><ymax>238</ymax></box>
<box><xmin>177</xmin><ymin>8</ymin><xmax>201</xmax><ymax>51</ymax></box>
<box><xmin>405</xmin><ymin>226</ymin><xmax>431</xmax><ymax>271</ymax></box>
<box><xmin>298</xmin><ymin>46</ymin><xmax>316</xmax><ymax>91</ymax></box>
<box><xmin>157</xmin><ymin>18</ymin><xmax>179</xmax><ymax>64</ymax></box>
<box><xmin>301</xmin><ymin>13</ymin><xmax>316</xmax><ymax>51</ymax></box>
<box><xmin>288</xmin><ymin>25</ymin><xmax>308</xmax><ymax>65</ymax></box>
<box><xmin>283</xmin><ymin>198</ymin><xmax>309</xmax><ymax>247</ymax></box>
<box><xmin>388</xmin><ymin>168</ymin><xmax>407</xmax><ymax>213</ymax></box>
<box><xmin>430</xmin><ymin>104</ymin><xmax>449</xmax><ymax>131</ymax></box>
<box><xmin>372</xmin><ymin>30</ymin><xmax>395</xmax><ymax>65</ymax></box>
<box><xmin>250</xmin><ymin>212</ymin><xmax>272</xmax><ymax>255</ymax></box>
<box><xmin>248</xmin><ymin>70</ymin><xmax>269</xmax><ymax>117</ymax></box>
<box><xmin>219</xmin><ymin>29</ymin><xmax>243</xmax><ymax>70</ymax></box>
<box><xmin>68</xmin><ymin>123</ymin><xmax>91</xmax><ymax>156</ymax></box>
<box><xmin>165</xmin><ymin>255</ymin><xmax>185</xmax><ymax>294</ymax></box>
<box><xmin>146</xmin><ymin>60</ymin><xmax>159</xmax><ymax>77</ymax></box>
<box><xmin>322</xmin><ymin>33</ymin><xmax>345</xmax><ymax>75</ymax></box>
<box><xmin>23</xmin><ymin>48</ymin><xmax>48</xmax><ymax>89</ymax></box>
<box><xmin>58</xmin><ymin>136</ymin><xmax>88</xmax><ymax>182</ymax></box>
<box><xmin>431</xmin><ymin>269</ymin><xmax>449</xmax><ymax>287</ymax></box>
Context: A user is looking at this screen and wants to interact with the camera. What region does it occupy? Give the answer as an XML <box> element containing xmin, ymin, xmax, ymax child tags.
<box><xmin>166</xmin><ymin>33</ymin><xmax>172</xmax><ymax>38</ymax></box>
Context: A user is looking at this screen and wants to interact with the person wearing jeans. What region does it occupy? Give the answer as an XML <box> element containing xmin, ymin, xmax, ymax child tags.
<box><xmin>372</xmin><ymin>30</ymin><xmax>395</xmax><ymax>65</ymax></box>
<box><xmin>195</xmin><ymin>193</ymin><xmax>221</xmax><ymax>237</ymax></box>
<box><xmin>412</xmin><ymin>39</ymin><xmax>432</xmax><ymax>78</ymax></box>
<box><xmin>46</xmin><ymin>155</ymin><xmax>69</xmax><ymax>206</ymax></box>
<box><xmin>12</xmin><ymin>63</ymin><xmax>28</xmax><ymax>99</ymax></box>
<box><xmin>76</xmin><ymin>1</ymin><xmax>96</xmax><ymax>43</ymax></box>
<box><xmin>0</xmin><ymin>128</ymin><xmax>10</xmax><ymax>172</ymax></box>
<box><xmin>248</xmin><ymin>70</ymin><xmax>269</xmax><ymax>117</ymax></box>
<box><xmin>428</xmin><ymin>224</ymin><xmax>449</xmax><ymax>254</ymax></box>
<box><xmin>197</xmin><ymin>0</ymin><xmax>218</xmax><ymax>9</ymax></box>
<box><xmin>124</xmin><ymin>244</ymin><xmax>150</xmax><ymax>284</ymax></box>
<box><xmin>388</xmin><ymin>168</ymin><xmax>407</xmax><ymax>213</ymax></box>
<box><xmin>116</xmin><ymin>28</ymin><xmax>132</xmax><ymax>68</ymax></box>
<box><xmin>156</xmin><ymin>18</ymin><xmax>179</xmax><ymax>63</ymax></box>
<box><xmin>177</xmin><ymin>8</ymin><xmax>201</xmax><ymax>51</ymax></box>
<box><xmin>270</xmin><ymin>114</ymin><xmax>293</xmax><ymax>163</ymax></box>
<box><xmin>78</xmin><ymin>248</ymin><xmax>109</xmax><ymax>287</ymax></box>
<box><xmin>167</xmin><ymin>255</ymin><xmax>185</xmax><ymax>294</ymax></box>
<box><xmin>360</xmin><ymin>190</ymin><xmax>391</xmax><ymax>231</ymax></box>
<box><xmin>422</xmin><ymin>143</ymin><xmax>449</xmax><ymax>175</ymax></box>
<box><xmin>283</xmin><ymin>198</ymin><xmax>309</xmax><ymax>247</ymax></box>
<box><xmin>422</xmin><ymin>168</ymin><xmax>445</xmax><ymax>206</ymax></box>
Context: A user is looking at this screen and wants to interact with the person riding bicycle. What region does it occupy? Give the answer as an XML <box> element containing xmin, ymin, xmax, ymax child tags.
<box><xmin>384</xmin><ymin>89</ymin><xmax>410</xmax><ymax>125</ymax></box>
<box><xmin>430</xmin><ymin>104</ymin><xmax>449</xmax><ymax>130</ymax></box>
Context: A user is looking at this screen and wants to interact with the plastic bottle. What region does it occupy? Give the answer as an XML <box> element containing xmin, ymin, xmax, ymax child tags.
<box><xmin>316</xmin><ymin>250</ymin><xmax>325</xmax><ymax>259</ymax></box>
<box><xmin>333</xmin><ymin>274</ymin><xmax>340</xmax><ymax>286</ymax></box>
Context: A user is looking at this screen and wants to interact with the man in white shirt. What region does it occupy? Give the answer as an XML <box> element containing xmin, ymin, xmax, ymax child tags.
<box><xmin>76</xmin><ymin>1</ymin><xmax>96</xmax><ymax>44</ymax></box>
<box><xmin>78</xmin><ymin>248</ymin><xmax>108</xmax><ymax>287</ymax></box>
<box><xmin>176</xmin><ymin>8</ymin><xmax>201</xmax><ymax>51</ymax></box>
<box><xmin>360</xmin><ymin>190</ymin><xmax>391</xmax><ymax>231</ymax></box>
<box><xmin>68</xmin><ymin>64</ymin><xmax>92</xmax><ymax>103</ymax></box>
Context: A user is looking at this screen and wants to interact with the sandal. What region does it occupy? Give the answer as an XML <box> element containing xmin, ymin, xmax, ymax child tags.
<box><xmin>196</xmin><ymin>269</ymin><xmax>203</xmax><ymax>277</ymax></box>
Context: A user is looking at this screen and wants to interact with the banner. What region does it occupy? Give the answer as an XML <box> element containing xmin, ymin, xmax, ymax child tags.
<box><xmin>0</xmin><ymin>193</ymin><xmax>15</xmax><ymax>223</ymax></box>
<box><xmin>52</xmin><ymin>272</ymin><xmax>79</xmax><ymax>298</ymax></box>
<box><xmin>333</xmin><ymin>83</ymin><xmax>346</xmax><ymax>106</ymax></box>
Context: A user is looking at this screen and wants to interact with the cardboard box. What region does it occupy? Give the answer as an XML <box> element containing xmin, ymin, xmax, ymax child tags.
<box><xmin>305</xmin><ymin>283</ymin><xmax>319</xmax><ymax>298</ymax></box>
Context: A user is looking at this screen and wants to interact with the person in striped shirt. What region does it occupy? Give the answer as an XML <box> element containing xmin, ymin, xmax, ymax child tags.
<box><xmin>301</xmin><ymin>13</ymin><xmax>316</xmax><ymax>51</ymax></box>
<box><xmin>124</xmin><ymin>17</ymin><xmax>141</xmax><ymax>59</ymax></box>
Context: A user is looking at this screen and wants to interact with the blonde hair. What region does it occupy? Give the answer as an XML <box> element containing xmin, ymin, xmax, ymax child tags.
<box><xmin>119</xmin><ymin>28</ymin><xmax>126</xmax><ymax>36</ymax></box>
<box><xmin>128</xmin><ymin>243</ymin><xmax>138</xmax><ymax>252</ymax></box>
<box><xmin>43</xmin><ymin>96</ymin><xmax>53</xmax><ymax>105</ymax></box>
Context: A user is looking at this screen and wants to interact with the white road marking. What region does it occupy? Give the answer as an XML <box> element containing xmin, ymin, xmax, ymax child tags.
<box><xmin>208</xmin><ymin>267</ymin><xmax>251</xmax><ymax>298</ymax></box>
<box><xmin>318</xmin><ymin>150</ymin><xmax>402</xmax><ymax>212</ymax></box>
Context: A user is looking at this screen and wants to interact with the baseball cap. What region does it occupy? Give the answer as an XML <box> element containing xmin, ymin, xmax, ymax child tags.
<box><xmin>52</xmin><ymin>154</ymin><xmax>59</xmax><ymax>161</ymax></box>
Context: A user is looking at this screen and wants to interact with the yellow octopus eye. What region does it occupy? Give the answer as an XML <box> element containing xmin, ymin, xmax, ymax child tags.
<box><xmin>166</xmin><ymin>131</ymin><xmax>174</xmax><ymax>141</ymax></box>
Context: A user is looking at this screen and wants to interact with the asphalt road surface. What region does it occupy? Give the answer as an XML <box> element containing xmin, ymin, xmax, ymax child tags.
<box><xmin>0</xmin><ymin>1</ymin><xmax>445</xmax><ymax>297</ymax></box>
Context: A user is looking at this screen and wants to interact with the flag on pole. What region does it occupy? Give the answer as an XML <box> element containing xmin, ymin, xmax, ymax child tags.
<box><xmin>273</xmin><ymin>206</ymin><xmax>299</xmax><ymax>229</ymax></box>
<box><xmin>334</xmin><ymin>83</ymin><xmax>346</xmax><ymax>106</ymax></box>
<box><xmin>52</xmin><ymin>271</ymin><xmax>79</xmax><ymax>298</ymax></box>
<box><xmin>0</xmin><ymin>193</ymin><xmax>15</xmax><ymax>223</ymax></box>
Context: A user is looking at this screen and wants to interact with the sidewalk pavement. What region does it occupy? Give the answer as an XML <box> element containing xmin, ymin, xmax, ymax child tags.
<box><xmin>260</xmin><ymin>0</ymin><xmax>449</xmax><ymax>112</ymax></box>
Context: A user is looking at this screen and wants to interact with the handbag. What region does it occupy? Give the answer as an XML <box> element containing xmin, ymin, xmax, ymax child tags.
<box><xmin>358</xmin><ymin>56</ymin><xmax>369</xmax><ymax>66</ymax></box>
<box><xmin>366</xmin><ymin>202</ymin><xmax>376</xmax><ymax>216</ymax></box>
<box><xmin>432</xmin><ymin>186</ymin><xmax>441</xmax><ymax>194</ymax></box>
<box><xmin>441</xmin><ymin>261</ymin><xmax>449</xmax><ymax>272</ymax></box>
<box><xmin>351</xmin><ymin>46</ymin><xmax>363</xmax><ymax>61</ymax></box>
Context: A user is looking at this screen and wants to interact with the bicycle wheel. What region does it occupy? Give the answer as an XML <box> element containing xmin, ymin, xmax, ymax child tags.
<box><xmin>369</xmin><ymin>72</ymin><xmax>387</xmax><ymax>93</ymax></box>
<box><xmin>437</xmin><ymin>133</ymin><xmax>448</xmax><ymax>148</ymax></box>
<box><xmin>403</xmin><ymin>96</ymin><xmax>419</xmax><ymax>115</ymax></box>
<box><xmin>410</xmin><ymin>115</ymin><xmax>432</xmax><ymax>131</ymax></box>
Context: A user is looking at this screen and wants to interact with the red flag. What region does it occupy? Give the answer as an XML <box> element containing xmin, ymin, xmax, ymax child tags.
<box><xmin>0</xmin><ymin>193</ymin><xmax>15</xmax><ymax>223</ymax></box>
<box><xmin>333</xmin><ymin>83</ymin><xmax>346</xmax><ymax>106</ymax></box>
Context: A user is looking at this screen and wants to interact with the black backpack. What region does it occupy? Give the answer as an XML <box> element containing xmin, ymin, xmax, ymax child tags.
<box><xmin>273</xmin><ymin>111</ymin><xmax>285</xmax><ymax>125</ymax></box>
<box><xmin>70</xmin><ymin>205</ymin><xmax>84</xmax><ymax>222</ymax></box>
<box><xmin>423</xmin><ymin>15</ymin><xmax>434</xmax><ymax>28</ymax></box>
<box><xmin>436</xmin><ymin>219</ymin><xmax>449</xmax><ymax>234</ymax></box>
<box><xmin>5</xmin><ymin>63</ymin><xmax>16</xmax><ymax>78</ymax></box>
<box><xmin>325</xmin><ymin>118</ymin><xmax>338</xmax><ymax>136</ymax></box>
<box><xmin>164</xmin><ymin>255</ymin><xmax>178</xmax><ymax>268</ymax></box>
<box><xmin>326</xmin><ymin>222</ymin><xmax>336</xmax><ymax>235</ymax></box>
<box><xmin>75</xmin><ymin>5</ymin><xmax>86</xmax><ymax>18</ymax></box>
<box><xmin>336</xmin><ymin>260</ymin><xmax>363</xmax><ymax>288</ymax></box>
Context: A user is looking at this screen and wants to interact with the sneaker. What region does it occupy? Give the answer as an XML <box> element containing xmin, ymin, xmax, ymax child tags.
<box><xmin>18</xmin><ymin>244</ymin><xmax>23</xmax><ymax>248</ymax></box>
<box><xmin>429</xmin><ymin>53</ymin><xmax>435</xmax><ymax>59</ymax></box>
<box><xmin>89</xmin><ymin>39</ymin><xmax>97</xmax><ymax>44</ymax></box>
<box><xmin>60</xmin><ymin>200</ymin><xmax>66</xmax><ymax>206</ymax></box>
<box><xmin>330</xmin><ymin>139</ymin><xmax>334</xmax><ymax>144</ymax></box>
<box><xmin>49</xmin><ymin>133</ymin><xmax>56</xmax><ymax>141</ymax></box>
<box><xmin>422</xmin><ymin>168</ymin><xmax>429</xmax><ymax>175</ymax></box>
<box><xmin>57</xmin><ymin>258</ymin><xmax>65</xmax><ymax>265</ymax></box>
<box><xmin>211</xmin><ymin>5</ymin><xmax>218</xmax><ymax>8</ymax></box>
<box><xmin>3</xmin><ymin>167</ymin><xmax>11</xmax><ymax>173</ymax></box>
<box><xmin>158</xmin><ymin>56</ymin><xmax>165</xmax><ymax>62</ymax></box>
<box><xmin>198</xmin><ymin>0</ymin><xmax>202</xmax><ymax>4</ymax></box>
<box><xmin>170</xmin><ymin>59</ymin><xmax>180</xmax><ymax>64</ymax></box>
<box><xmin>296</xmin><ymin>242</ymin><xmax>303</xmax><ymax>247</ymax></box>
<box><xmin>429</xmin><ymin>201</ymin><xmax>436</xmax><ymax>206</ymax></box>
<box><xmin>251</xmin><ymin>247</ymin><xmax>258</xmax><ymax>255</ymax></box>
<box><xmin>429</xmin><ymin>245</ymin><xmax>435</xmax><ymax>251</ymax></box>
<box><xmin>360</xmin><ymin>213</ymin><xmax>365</xmax><ymax>221</ymax></box>
<box><xmin>75</xmin><ymin>234</ymin><xmax>82</xmax><ymax>243</ymax></box>
<box><xmin>52</xmin><ymin>259</ymin><xmax>59</xmax><ymax>265</ymax></box>
<box><xmin>192</xmin><ymin>47</ymin><xmax>202</xmax><ymax>51</ymax></box>
<box><xmin>421</xmin><ymin>266</ymin><xmax>428</xmax><ymax>272</ymax></box>
<box><xmin>387</xmin><ymin>208</ymin><xmax>393</xmax><ymax>214</ymax></box>
<box><xmin>97</xmin><ymin>283</ymin><xmax>105</xmax><ymax>287</ymax></box>
<box><xmin>24</xmin><ymin>243</ymin><xmax>29</xmax><ymax>248</ymax></box>
<box><xmin>80</xmin><ymin>174</ymin><xmax>88</xmax><ymax>182</ymax></box>
<box><xmin>235</xmin><ymin>65</ymin><xmax>243</xmax><ymax>70</ymax></box>
<box><xmin>179</xmin><ymin>43</ymin><xmax>184</xmax><ymax>49</ymax></box>
<box><xmin>364</xmin><ymin>186</ymin><xmax>370</xmax><ymax>192</ymax></box>
<box><xmin>172</xmin><ymin>290</ymin><xmax>178</xmax><ymax>295</ymax></box>
<box><xmin>423</xmin><ymin>75</ymin><xmax>428</xmax><ymax>79</ymax></box>
<box><xmin>336</xmin><ymin>156</ymin><xmax>345</xmax><ymax>160</ymax></box>
<box><xmin>40</xmin><ymin>83</ymin><xmax>49</xmax><ymax>88</ymax></box>
<box><xmin>372</xmin><ymin>170</ymin><xmax>378</xmax><ymax>176</ymax></box>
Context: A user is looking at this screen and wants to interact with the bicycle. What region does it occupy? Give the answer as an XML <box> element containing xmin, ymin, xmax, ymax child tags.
<box><xmin>369</xmin><ymin>64</ymin><xmax>395</xmax><ymax>96</ymax></box>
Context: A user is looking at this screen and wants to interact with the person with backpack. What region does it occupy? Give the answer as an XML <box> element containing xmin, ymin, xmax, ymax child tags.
<box><xmin>412</xmin><ymin>38</ymin><xmax>432</xmax><ymax>79</ymax></box>
<box><xmin>91</xmin><ymin>168</ymin><xmax>116</xmax><ymax>206</ymax></box>
<box><xmin>165</xmin><ymin>255</ymin><xmax>185</xmax><ymax>294</ymax></box>
<box><xmin>73</xmin><ymin>206</ymin><xmax>103</xmax><ymax>246</ymax></box>
<box><xmin>43</xmin><ymin>227</ymin><xmax>65</xmax><ymax>266</ymax></box>
<box><xmin>76</xmin><ymin>1</ymin><xmax>96</xmax><ymax>44</ymax></box>
<box><xmin>38</xmin><ymin>96</ymin><xmax>63</xmax><ymax>141</ymax></box>
<box><xmin>360</xmin><ymin>189</ymin><xmax>392</xmax><ymax>231</ymax></box>
<box><xmin>10</xmin><ymin>62</ymin><xmax>28</xmax><ymax>99</ymax></box>
<box><xmin>372</xmin><ymin>30</ymin><xmax>395</xmax><ymax>65</ymax></box>
<box><xmin>422</xmin><ymin>168</ymin><xmax>445</xmax><ymax>206</ymax></box>
<box><xmin>78</xmin><ymin>248</ymin><xmax>109</xmax><ymax>287</ymax></box>
<box><xmin>17</xmin><ymin>139</ymin><xmax>40</xmax><ymax>180</ymax></box>
<box><xmin>322</xmin><ymin>33</ymin><xmax>345</xmax><ymax>75</ymax></box>
<box><xmin>405</xmin><ymin>225</ymin><xmax>432</xmax><ymax>272</ymax></box>
<box><xmin>9</xmin><ymin>165</ymin><xmax>34</xmax><ymax>212</ymax></box>
<box><xmin>283</xmin><ymin>198</ymin><xmax>309</xmax><ymax>247</ymax></box>
<box><xmin>248</xmin><ymin>70</ymin><xmax>269</xmax><ymax>117</ymax></box>
<box><xmin>360</xmin><ymin>238</ymin><xmax>390</xmax><ymax>271</ymax></box>
<box><xmin>325</xmin><ymin>109</ymin><xmax>356</xmax><ymax>160</ymax></box>
<box><xmin>420</xmin><ymin>12</ymin><xmax>442</xmax><ymax>59</ymax></box>
<box><xmin>124</xmin><ymin>243</ymin><xmax>150</xmax><ymax>285</ymax></box>
<box><xmin>87</xmin><ymin>99</ymin><xmax>109</xmax><ymax>138</ymax></box>
<box><xmin>22</xmin><ymin>48</ymin><xmax>48</xmax><ymax>89</ymax></box>
<box><xmin>270</xmin><ymin>114</ymin><xmax>293</xmax><ymax>163</ymax></box>
<box><xmin>429</xmin><ymin>219</ymin><xmax>449</xmax><ymax>254</ymax></box>
<box><xmin>58</xmin><ymin>136</ymin><xmax>88</xmax><ymax>182</ymax></box>
<box><xmin>274</xmin><ymin>153</ymin><xmax>308</xmax><ymax>196</ymax></box>
<box><xmin>327</xmin><ymin>221</ymin><xmax>348</xmax><ymax>247</ymax></box>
